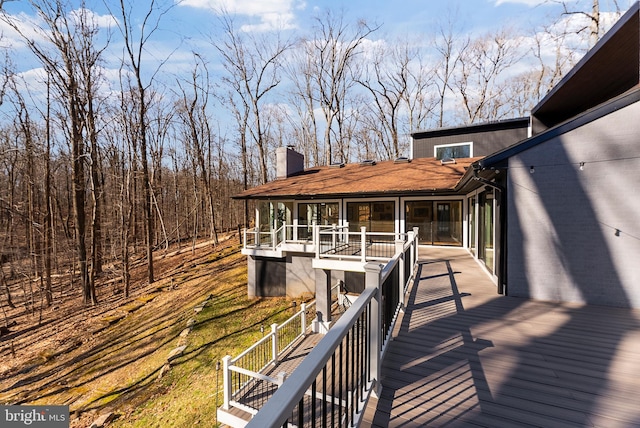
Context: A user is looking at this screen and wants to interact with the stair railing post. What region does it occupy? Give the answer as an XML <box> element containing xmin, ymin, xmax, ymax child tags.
<box><xmin>271</xmin><ymin>323</ymin><xmax>279</xmax><ymax>364</ymax></box>
<box><xmin>361</xmin><ymin>226</ymin><xmax>367</xmax><ymax>262</ymax></box>
<box><xmin>222</xmin><ymin>355</ymin><xmax>232</xmax><ymax>410</ymax></box>
<box><xmin>364</xmin><ymin>262</ymin><xmax>382</xmax><ymax>396</ymax></box>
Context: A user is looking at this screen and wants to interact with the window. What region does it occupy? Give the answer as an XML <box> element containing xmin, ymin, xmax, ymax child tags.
<box><xmin>297</xmin><ymin>202</ymin><xmax>339</xmax><ymax>240</ymax></box>
<box><xmin>434</xmin><ymin>142</ymin><xmax>473</xmax><ymax>160</ymax></box>
<box><xmin>298</xmin><ymin>202</ymin><xmax>338</xmax><ymax>226</ymax></box>
<box><xmin>347</xmin><ymin>201</ymin><xmax>395</xmax><ymax>233</ymax></box>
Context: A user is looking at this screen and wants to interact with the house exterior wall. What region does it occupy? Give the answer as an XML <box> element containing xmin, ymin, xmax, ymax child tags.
<box><xmin>248</xmin><ymin>253</ymin><xmax>345</xmax><ymax>298</ymax></box>
<box><xmin>413</xmin><ymin>122</ymin><xmax>528</xmax><ymax>159</ymax></box>
<box><xmin>506</xmin><ymin>100</ymin><xmax>640</xmax><ymax>308</ymax></box>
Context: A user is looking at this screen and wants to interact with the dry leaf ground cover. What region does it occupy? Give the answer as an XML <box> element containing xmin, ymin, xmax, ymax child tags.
<box><xmin>0</xmin><ymin>236</ymin><xmax>298</xmax><ymax>427</ymax></box>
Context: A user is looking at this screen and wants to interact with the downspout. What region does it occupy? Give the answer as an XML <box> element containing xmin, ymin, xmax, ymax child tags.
<box><xmin>472</xmin><ymin>167</ymin><xmax>507</xmax><ymax>295</ymax></box>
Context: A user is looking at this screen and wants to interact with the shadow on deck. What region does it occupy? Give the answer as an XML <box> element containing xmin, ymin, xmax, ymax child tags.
<box><xmin>363</xmin><ymin>248</ymin><xmax>640</xmax><ymax>427</ymax></box>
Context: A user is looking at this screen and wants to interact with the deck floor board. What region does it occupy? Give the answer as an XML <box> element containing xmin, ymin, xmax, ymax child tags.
<box><xmin>363</xmin><ymin>248</ymin><xmax>640</xmax><ymax>428</ymax></box>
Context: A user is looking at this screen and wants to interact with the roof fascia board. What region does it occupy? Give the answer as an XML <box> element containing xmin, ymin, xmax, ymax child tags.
<box><xmin>531</xmin><ymin>1</ymin><xmax>640</xmax><ymax>116</ymax></box>
<box><xmin>480</xmin><ymin>88</ymin><xmax>640</xmax><ymax>169</ymax></box>
<box><xmin>233</xmin><ymin>189</ymin><xmax>463</xmax><ymax>201</ymax></box>
<box><xmin>411</xmin><ymin>117</ymin><xmax>529</xmax><ymax>139</ymax></box>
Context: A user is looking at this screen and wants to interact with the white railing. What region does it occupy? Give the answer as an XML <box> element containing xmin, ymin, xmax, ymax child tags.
<box><xmin>243</xmin><ymin>223</ymin><xmax>339</xmax><ymax>249</ymax></box>
<box><xmin>221</xmin><ymin>301</ymin><xmax>316</xmax><ymax>414</ymax></box>
<box><xmin>242</xmin><ymin>224</ymin><xmax>288</xmax><ymax>250</ymax></box>
<box><xmin>245</xmin><ymin>242</ymin><xmax>418</xmax><ymax>427</ymax></box>
<box><xmin>316</xmin><ymin>226</ymin><xmax>409</xmax><ymax>262</ymax></box>
<box><xmin>243</xmin><ymin>222</ymin><xmax>414</xmax><ymax>265</ymax></box>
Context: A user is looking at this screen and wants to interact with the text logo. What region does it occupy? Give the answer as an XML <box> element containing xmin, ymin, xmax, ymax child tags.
<box><xmin>1</xmin><ymin>405</ymin><xmax>69</xmax><ymax>427</ymax></box>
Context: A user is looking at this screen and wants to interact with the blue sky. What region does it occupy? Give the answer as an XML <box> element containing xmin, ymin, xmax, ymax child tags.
<box><xmin>0</xmin><ymin>0</ymin><xmax>633</xmax><ymax>83</ymax></box>
<box><xmin>170</xmin><ymin>0</ymin><xmax>630</xmax><ymax>36</ymax></box>
<box><xmin>0</xmin><ymin>0</ymin><xmax>635</xmax><ymax>127</ymax></box>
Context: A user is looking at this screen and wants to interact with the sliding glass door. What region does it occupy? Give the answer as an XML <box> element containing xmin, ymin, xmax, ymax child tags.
<box><xmin>479</xmin><ymin>191</ymin><xmax>494</xmax><ymax>273</ymax></box>
<box><xmin>346</xmin><ymin>201</ymin><xmax>395</xmax><ymax>233</ymax></box>
<box><xmin>405</xmin><ymin>200</ymin><xmax>462</xmax><ymax>246</ymax></box>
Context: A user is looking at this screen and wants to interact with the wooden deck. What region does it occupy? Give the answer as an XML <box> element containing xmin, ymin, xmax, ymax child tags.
<box><xmin>363</xmin><ymin>248</ymin><xmax>640</xmax><ymax>428</ymax></box>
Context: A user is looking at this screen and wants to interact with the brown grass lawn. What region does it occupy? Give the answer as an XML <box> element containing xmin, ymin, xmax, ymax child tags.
<box><xmin>0</xmin><ymin>236</ymin><xmax>299</xmax><ymax>427</ymax></box>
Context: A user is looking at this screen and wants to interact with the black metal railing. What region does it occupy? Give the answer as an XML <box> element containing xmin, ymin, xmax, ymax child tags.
<box><xmin>246</xmin><ymin>287</ymin><xmax>377</xmax><ymax>428</ymax></box>
<box><xmin>237</xmin><ymin>229</ymin><xmax>419</xmax><ymax>427</ymax></box>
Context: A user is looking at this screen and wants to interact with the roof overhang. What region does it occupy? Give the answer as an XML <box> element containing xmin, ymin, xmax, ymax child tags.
<box><xmin>411</xmin><ymin>117</ymin><xmax>529</xmax><ymax>139</ymax></box>
<box><xmin>531</xmin><ymin>2</ymin><xmax>640</xmax><ymax>132</ymax></box>
<box><xmin>232</xmin><ymin>157</ymin><xmax>481</xmax><ymax>200</ymax></box>
<box><xmin>480</xmin><ymin>86</ymin><xmax>640</xmax><ymax>169</ymax></box>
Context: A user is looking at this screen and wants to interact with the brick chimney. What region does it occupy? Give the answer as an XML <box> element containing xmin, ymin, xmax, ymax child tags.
<box><xmin>276</xmin><ymin>146</ymin><xmax>304</xmax><ymax>179</ymax></box>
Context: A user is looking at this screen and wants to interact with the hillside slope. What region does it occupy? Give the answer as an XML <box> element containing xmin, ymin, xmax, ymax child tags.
<box><xmin>0</xmin><ymin>237</ymin><xmax>296</xmax><ymax>427</ymax></box>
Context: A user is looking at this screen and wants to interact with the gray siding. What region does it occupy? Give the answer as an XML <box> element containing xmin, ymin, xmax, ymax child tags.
<box><xmin>413</xmin><ymin>125</ymin><xmax>528</xmax><ymax>159</ymax></box>
<box><xmin>506</xmin><ymin>101</ymin><xmax>640</xmax><ymax>308</ymax></box>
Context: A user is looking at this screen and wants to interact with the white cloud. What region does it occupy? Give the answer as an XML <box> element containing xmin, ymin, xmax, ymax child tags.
<box><xmin>69</xmin><ymin>8</ymin><xmax>118</xmax><ymax>29</ymax></box>
<box><xmin>240</xmin><ymin>11</ymin><xmax>297</xmax><ymax>32</ymax></box>
<box><xmin>179</xmin><ymin>0</ymin><xmax>305</xmax><ymax>31</ymax></box>
<box><xmin>0</xmin><ymin>8</ymin><xmax>117</xmax><ymax>51</ymax></box>
<box><xmin>0</xmin><ymin>12</ymin><xmax>50</xmax><ymax>50</ymax></box>
<box><xmin>493</xmin><ymin>0</ymin><xmax>548</xmax><ymax>6</ymax></box>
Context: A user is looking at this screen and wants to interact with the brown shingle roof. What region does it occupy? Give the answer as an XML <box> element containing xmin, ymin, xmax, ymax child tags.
<box><xmin>233</xmin><ymin>157</ymin><xmax>481</xmax><ymax>199</ymax></box>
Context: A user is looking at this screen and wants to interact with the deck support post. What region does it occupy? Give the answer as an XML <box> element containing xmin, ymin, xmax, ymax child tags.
<box><xmin>314</xmin><ymin>268</ymin><xmax>332</xmax><ymax>334</ymax></box>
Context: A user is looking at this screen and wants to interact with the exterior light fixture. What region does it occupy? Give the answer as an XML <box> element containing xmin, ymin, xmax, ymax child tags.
<box><xmin>615</xmin><ymin>229</ymin><xmax>621</xmax><ymax>237</ymax></box>
<box><xmin>529</xmin><ymin>165</ymin><xmax>535</xmax><ymax>174</ymax></box>
<box><xmin>579</xmin><ymin>162</ymin><xmax>585</xmax><ymax>171</ymax></box>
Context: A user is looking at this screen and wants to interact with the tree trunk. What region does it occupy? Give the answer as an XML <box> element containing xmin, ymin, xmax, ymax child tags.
<box><xmin>44</xmin><ymin>80</ymin><xmax>53</xmax><ymax>306</ymax></box>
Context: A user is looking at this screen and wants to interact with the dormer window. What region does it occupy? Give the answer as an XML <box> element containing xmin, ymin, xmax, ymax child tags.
<box><xmin>434</xmin><ymin>142</ymin><xmax>473</xmax><ymax>160</ymax></box>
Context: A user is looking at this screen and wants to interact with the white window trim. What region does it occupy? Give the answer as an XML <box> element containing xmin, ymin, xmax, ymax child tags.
<box><xmin>433</xmin><ymin>141</ymin><xmax>474</xmax><ymax>158</ymax></box>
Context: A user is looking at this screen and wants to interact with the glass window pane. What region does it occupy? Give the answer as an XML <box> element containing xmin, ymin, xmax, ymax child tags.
<box><xmin>405</xmin><ymin>200</ymin><xmax>462</xmax><ymax>246</ymax></box>
<box><xmin>347</xmin><ymin>201</ymin><xmax>394</xmax><ymax>233</ymax></box>
<box><xmin>258</xmin><ymin>201</ymin><xmax>271</xmax><ymax>232</ymax></box>
<box><xmin>405</xmin><ymin>201</ymin><xmax>433</xmax><ymax>244</ymax></box>
<box><xmin>435</xmin><ymin>144</ymin><xmax>471</xmax><ymax>160</ymax></box>
<box><xmin>371</xmin><ymin>202</ymin><xmax>394</xmax><ymax>233</ymax></box>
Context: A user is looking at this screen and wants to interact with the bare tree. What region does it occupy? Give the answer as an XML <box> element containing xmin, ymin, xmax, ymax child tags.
<box><xmin>0</xmin><ymin>0</ymin><xmax>103</xmax><ymax>305</ymax></box>
<box><xmin>213</xmin><ymin>14</ymin><xmax>292</xmax><ymax>185</ymax></box>
<box><xmin>551</xmin><ymin>0</ymin><xmax>625</xmax><ymax>50</ymax></box>
<box><xmin>306</xmin><ymin>9</ymin><xmax>379</xmax><ymax>164</ymax></box>
<box><xmin>176</xmin><ymin>54</ymin><xmax>219</xmax><ymax>244</ymax></box>
<box><xmin>286</xmin><ymin>42</ymin><xmax>322</xmax><ymax>166</ymax></box>
<box><xmin>432</xmin><ymin>12</ymin><xmax>468</xmax><ymax>128</ymax></box>
<box><xmin>111</xmin><ymin>0</ymin><xmax>174</xmax><ymax>284</ymax></box>
<box><xmin>7</xmin><ymin>77</ymin><xmax>47</xmax><ymax>307</ymax></box>
<box><xmin>358</xmin><ymin>37</ymin><xmax>426</xmax><ymax>159</ymax></box>
<box><xmin>454</xmin><ymin>28</ymin><xmax>523</xmax><ymax>124</ymax></box>
<box><xmin>69</xmin><ymin>6</ymin><xmax>110</xmax><ymax>286</ymax></box>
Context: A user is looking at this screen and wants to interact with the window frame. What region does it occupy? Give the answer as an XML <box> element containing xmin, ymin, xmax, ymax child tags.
<box><xmin>433</xmin><ymin>141</ymin><xmax>473</xmax><ymax>159</ymax></box>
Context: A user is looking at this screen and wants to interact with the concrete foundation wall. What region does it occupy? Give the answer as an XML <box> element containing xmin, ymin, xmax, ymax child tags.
<box><xmin>506</xmin><ymin>100</ymin><xmax>640</xmax><ymax>308</ymax></box>
<box><xmin>248</xmin><ymin>253</ymin><xmax>346</xmax><ymax>299</ymax></box>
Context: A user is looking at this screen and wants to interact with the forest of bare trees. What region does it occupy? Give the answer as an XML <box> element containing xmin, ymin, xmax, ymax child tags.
<box><xmin>0</xmin><ymin>0</ymin><xmax>625</xmax><ymax>312</ymax></box>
